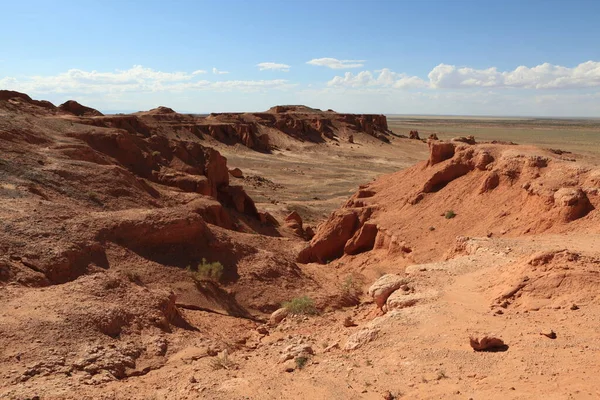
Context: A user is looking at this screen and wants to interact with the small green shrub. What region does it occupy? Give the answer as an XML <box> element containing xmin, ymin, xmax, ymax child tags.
<box><xmin>295</xmin><ymin>356</ymin><xmax>308</xmax><ymax>369</ymax></box>
<box><xmin>151</xmin><ymin>150</ymin><xmax>161</xmax><ymax>157</ymax></box>
<box><xmin>188</xmin><ymin>258</ymin><xmax>224</xmax><ymax>282</ymax></box>
<box><xmin>282</xmin><ymin>296</ymin><xmax>318</xmax><ymax>315</ymax></box>
<box><xmin>124</xmin><ymin>271</ymin><xmax>142</xmax><ymax>284</ymax></box>
<box><xmin>444</xmin><ymin>210</ymin><xmax>456</xmax><ymax>219</ymax></box>
<box><xmin>87</xmin><ymin>191</ymin><xmax>102</xmax><ymax>204</ymax></box>
<box><xmin>339</xmin><ymin>275</ymin><xmax>362</xmax><ymax>306</ymax></box>
<box><xmin>209</xmin><ymin>352</ymin><xmax>236</xmax><ymax>370</ymax></box>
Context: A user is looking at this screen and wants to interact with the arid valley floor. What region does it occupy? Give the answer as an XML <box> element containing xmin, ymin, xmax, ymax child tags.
<box><xmin>1</xmin><ymin>91</ymin><xmax>600</xmax><ymax>400</ymax></box>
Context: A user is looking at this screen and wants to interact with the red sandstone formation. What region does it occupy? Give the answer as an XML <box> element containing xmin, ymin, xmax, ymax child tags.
<box><xmin>298</xmin><ymin>140</ymin><xmax>598</xmax><ymax>264</ymax></box>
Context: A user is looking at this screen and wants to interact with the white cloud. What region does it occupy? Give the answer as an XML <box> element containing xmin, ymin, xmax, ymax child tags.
<box><xmin>257</xmin><ymin>62</ymin><xmax>291</xmax><ymax>72</ymax></box>
<box><xmin>428</xmin><ymin>61</ymin><xmax>600</xmax><ymax>89</ymax></box>
<box><xmin>306</xmin><ymin>58</ymin><xmax>365</xmax><ymax>69</ymax></box>
<box><xmin>212</xmin><ymin>67</ymin><xmax>229</xmax><ymax>75</ymax></box>
<box><xmin>192</xmin><ymin>69</ymin><xmax>207</xmax><ymax>75</ymax></box>
<box><xmin>0</xmin><ymin>65</ymin><xmax>294</xmax><ymax>95</ymax></box>
<box><xmin>327</xmin><ymin>61</ymin><xmax>600</xmax><ymax>91</ymax></box>
<box><xmin>328</xmin><ymin>68</ymin><xmax>428</xmax><ymax>89</ymax></box>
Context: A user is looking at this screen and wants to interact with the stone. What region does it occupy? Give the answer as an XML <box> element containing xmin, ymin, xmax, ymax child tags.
<box><xmin>279</xmin><ymin>344</ymin><xmax>314</xmax><ymax>363</ymax></box>
<box><xmin>269</xmin><ymin>308</ymin><xmax>289</xmax><ymax>326</ymax></box>
<box><xmin>469</xmin><ymin>336</ymin><xmax>506</xmax><ymax>352</ymax></box>
<box><xmin>367</xmin><ymin>274</ymin><xmax>408</xmax><ymax>309</ymax></box>
<box><xmin>229</xmin><ymin>168</ymin><xmax>243</xmax><ymax>178</ymax></box>
<box><xmin>344</xmin><ymin>328</ymin><xmax>379</xmax><ymax>350</ymax></box>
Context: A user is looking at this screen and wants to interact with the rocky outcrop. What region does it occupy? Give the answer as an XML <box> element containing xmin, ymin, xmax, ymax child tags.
<box><xmin>59</xmin><ymin>100</ymin><xmax>104</xmax><ymax>117</ymax></box>
<box><xmin>553</xmin><ymin>188</ymin><xmax>594</xmax><ymax>221</ymax></box>
<box><xmin>344</xmin><ymin>223</ymin><xmax>378</xmax><ymax>255</ymax></box>
<box><xmin>452</xmin><ymin>135</ymin><xmax>476</xmax><ymax>145</ymax></box>
<box><xmin>428</xmin><ymin>141</ymin><xmax>456</xmax><ymax>165</ymax></box>
<box><xmin>297</xmin><ymin>206</ymin><xmax>374</xmax><ymax>263</ymax></box>
<box><xmin>409</xmin><ymin>130</ymin><xmax>420</xmax><ymax>140</ymax></box>
<box><xmin>0</xmin><ymin>90</ymin><xmax>57</xmax><ymax>111</ymax></box>
<box><xmin>297</xmin><ymin>210</ymin><xmax>359</xmax><ymax>263</ymax></box>
<box><xmin>367</xmin><ymin>274</ymin><xmax>408</xmax><ymax>309</ymax></box>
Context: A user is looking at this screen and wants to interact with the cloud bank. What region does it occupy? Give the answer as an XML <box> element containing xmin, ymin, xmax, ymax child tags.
<box><xmin>0</xmin><ymin>65</ymin><xmax>293</xmax><ymax>94</ymax></box>
<box><xmin>328</xmin><ymin>61</ymin><xmax>600</xmax><ymax>90</ymax></box>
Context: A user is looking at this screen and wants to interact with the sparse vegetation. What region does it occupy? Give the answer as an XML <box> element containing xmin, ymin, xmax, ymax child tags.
<box><xmin>209</xmin><ymin>351</ymin><xmax>236</xmax><ymax>370</ymax></box>
<box><xmin>339</xmin><ymin>275</ymin><xmax>362</xmax><ymax>306</ymax></box>
<box><xmin>87</xmin><ymin>191</ymin><xmax>102</xmax><ymax>204</ymax></box>
<box><xmin>124</xmin><ymin>271</ymin><xmax>142</xmax><ymax>284</ymax></box>
<box><xmin>445</xmin><ymin>210</ymin><xmax>456</xmax><ymax>219</ymax></box>
<box><xmin>436</xmin><ymin>370</ymin><xmax>448</xmax><ymax>380</ymax></box>
<box><xmin>282</xmin><ymin>296</ymin><xmax>318</xmax><ymax>315</ymax></box>
<box><xmin>295</xmin><ymin>356</ymin><xmax>308</xmax><ymax>369</ymax></box>
<box><xmin>151</xmin><ymin>150</ymin><xmax>161</xmax><ymax>157</ymax></box>
<box><xmin>188</xmin><ymin>258</ymin><xmax>224</xmax><ymax>282</ymax></box>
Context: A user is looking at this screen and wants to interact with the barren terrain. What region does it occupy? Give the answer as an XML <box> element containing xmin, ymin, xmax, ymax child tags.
<box><xmin>1</xmin><ymin>91</ymin><xmax>599</xmax><ymax>400</ymax></box>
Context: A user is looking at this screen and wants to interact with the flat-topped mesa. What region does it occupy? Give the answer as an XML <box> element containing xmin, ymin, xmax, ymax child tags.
<box><xmin>267</xmin><ymin>105</ymin><xmax>326</xmax><ymax>114</ymax></box>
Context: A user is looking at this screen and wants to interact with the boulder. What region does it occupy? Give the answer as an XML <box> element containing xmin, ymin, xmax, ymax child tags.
<box><xmin>367</xmin><ymin>274</ymin><xmax>408</xmax><ymax>309</ymax></box>
<box><xmin>553</xmin><ymin>188</ymin><xmax>594</xmax><ymax>221</ymax></box>
<box><xmin>386</xmin><ymin>287</ymin><xmax>437</xmax><ymax>310</ymax></box>
<box><xmin>469</xmin><ymin>336</ymin><xmax>506</xmax><ymax>352</ymax></box>
<box><xmin>479</xmin><ymin>171</ymin><xmax>500</xmax><ymax>194</ymax></box>
<box><xmin>269</xmin><ymin>307</ymin><xmax>289</xmax><ymax>326</ymax></box>
<box><xmin>344</xmin><ymin>327</ymin><xmax>379</xmax><ymax>350</ymax></box>
<box><xmin>229</xmin><ymin>168</ymin><xmax>244</xmax><ymax>178</ymax></box>
<box><xmin>285</xmin><ymin>211</ymin><xmax>303</xmax><ymax>228</ymax></box>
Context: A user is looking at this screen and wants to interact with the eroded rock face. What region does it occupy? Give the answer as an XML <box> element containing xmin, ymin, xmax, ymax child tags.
<box><xmin>344</xmin><ymin>223</ymin><xmax>378</xmax><ymax>255</ymax></box>
<box><xmin>297</xmin><ymin>210</ymin><xmax>359</xmax><ymax>263</ymax></box>
<box><xmin>428</xmin><ymin>141</ymin><xmax>456</xmax><ymax>165</ymax></box>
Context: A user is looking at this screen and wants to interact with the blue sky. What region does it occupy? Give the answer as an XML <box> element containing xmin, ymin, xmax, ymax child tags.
<box><xmin>2</xmin><ymin>0</ymin><xmax>600</xmax><ymax>116</ymax></box>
